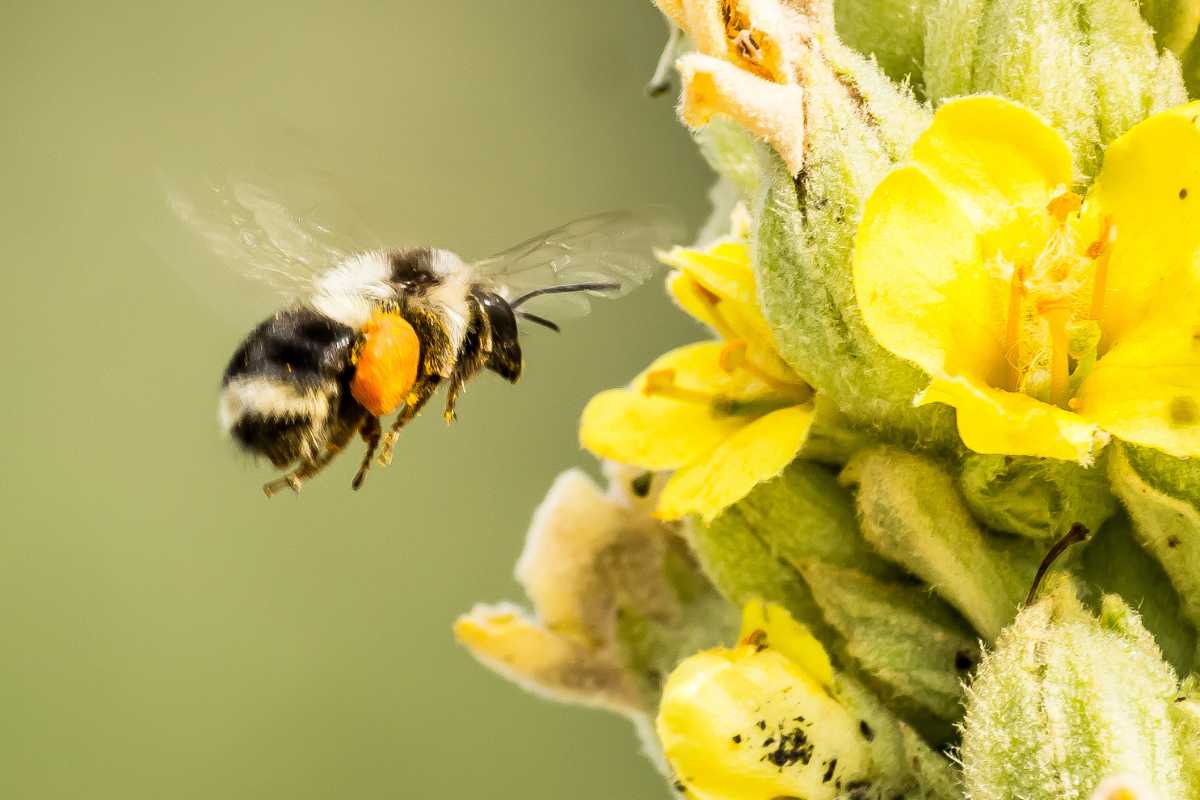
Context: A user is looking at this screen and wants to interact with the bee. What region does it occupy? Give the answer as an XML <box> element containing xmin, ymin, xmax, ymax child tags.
<box><xmin>168</xmin><ymin>172</ymin><xmax>680</xmax><ymax>496</ymax></box>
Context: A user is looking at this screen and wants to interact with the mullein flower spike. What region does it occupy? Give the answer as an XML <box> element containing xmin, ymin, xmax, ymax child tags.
<box><xmin>457</xmin><ymin>0</ymin><xmax>1200</xmax><ymax>797</ymax></box>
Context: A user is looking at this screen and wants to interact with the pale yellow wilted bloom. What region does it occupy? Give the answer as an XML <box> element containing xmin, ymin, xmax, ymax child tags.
<box><xmin>654</xmin><ymin>0</ymin><xmax>809</xmax><ymax>172</ymax></box>
<box><xmin>854</xmin><ymin>96</ymin><xmax>1200</xmax><ymax>463</ymax></box>
<box><xmin>580</xmin><ymin>238</ymin><xmax>813</xmax><ymax>522</ymax></box>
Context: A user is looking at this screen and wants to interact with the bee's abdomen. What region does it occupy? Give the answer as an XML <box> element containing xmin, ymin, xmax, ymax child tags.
<box><xmin>219</xmin><ymin>307</ymin><xmax>359</xmax><ymax>462</ymax></box>
<box><xmin>222</xmin><ymin>307</ymin><xmax>355</xmax><ymax>387</ymax></box>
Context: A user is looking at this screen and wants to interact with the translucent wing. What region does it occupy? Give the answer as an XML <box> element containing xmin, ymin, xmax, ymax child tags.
<box><xmin>161</xmin><ymin>159</ymin><xmax>383</xmax><ymax>302</ymax></box>
<box><xmin>473</xmin><ymin>207</ymin><xmax>685</xmax><ymax>323</ymax></box>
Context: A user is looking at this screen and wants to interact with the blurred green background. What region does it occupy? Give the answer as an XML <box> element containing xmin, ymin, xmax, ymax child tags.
<box><xmin>0</xmin><ymin>2</ymin><xmax>711</xmax><ymax>797</ymax></box>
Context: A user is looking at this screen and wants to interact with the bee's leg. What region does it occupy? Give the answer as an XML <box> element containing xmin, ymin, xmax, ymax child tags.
<box><xmin>444</xmin><ymin>294</ymin><xmax>491</xmax><ymax>424</ymax></box>
<box><xmin>351</xmin><ymin>415</ymin><xmax>382</xmax><ymax>490</ymax></box>
<box><xmin>262</xmin><ymin>413</ymin><xmax>363</xmax><ymax>497</ymax></box>
<box><xmin>377</xmin><ymin>375</ymin><xmax>442</xmax><ymax>466</ymax></box>
<box><xmin>262</xmin><ymin>444</ymin><xmax>344</xmax><ymax>497</ymax></box>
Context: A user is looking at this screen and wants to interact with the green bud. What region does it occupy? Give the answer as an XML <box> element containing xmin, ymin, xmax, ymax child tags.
<box><xmin>689</xmin><ymin>507</ymin><xmax>838</xmax><ymax>646</ymax></box>
<box><xmin>843</xmin><ymin>446</ymin><xmax>1040</xmax><ymax>640</ymax></box>
<box><xmin>962</xmin><ymin>578</ymin><xmax>1188</xmax><ymax>800</ymax></box>
<box><xmin>1109</xmin><ymin>443</ymin><xmax>1200</xmax><ymax>634</ymax></box>
<box><xmin>959</xmin><ymin>453</ymin><xmax>1117</xmax><ymax>541</ymax></box>
<box><xmin>800</xmin><ymin>561</ymin><xmax>980</xmax><ymax>722</ymax></box>
<box><xmin>834</xmin><ymin>0</ymin><xmax>932</xmax><ymax>88</ymax></box>
<box><xmin>736</xmin><ymin>460</ymin><xmax>901</xmax><ymax>582</ymax></box>
<box><xmin>924</xmin><ymin>0</ymin><xmax>1185</xmax><ymax>175</ymax></box>
<box><xmin>1082</xmin><ymin>513</ymin><xmax>1197</xmax><ymax>675</ymax></box>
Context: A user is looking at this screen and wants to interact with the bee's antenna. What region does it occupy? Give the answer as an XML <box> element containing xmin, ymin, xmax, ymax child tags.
<box><xmin>510</xmin><ymin>282</ymin><xmax>621</xmax><ymax>308</ymax></box>
<box><xmin>517</xmin><ymin>311</ymin><xmax>561</xmax><ymax>332</ymax></box>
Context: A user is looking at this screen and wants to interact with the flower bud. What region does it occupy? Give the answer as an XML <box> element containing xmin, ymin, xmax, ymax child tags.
<box><xmin>843</xmin><ymin>446</ymin><xmax>1041</xmax><ymax>639</ymax></box>
<box><xmin>961</xmin><ymin>578</ymin><xmax>1189</xmax><ymax>800</ymax></box>
<box><xmin>834</xmin><ymin>0</ymin><xmax>932</xmax><ymax>86</ymax></box>
<box><xmin>799</xmin><ymin>561</ymin><xmax>980</xmax><ymax>722</ymax></box>
<box><xmin>959</xmin><ymin>453</ymin><xmax>1117</xmax><ymax>541</ymax></box>
<box><xmin>1109</xmin><ymin>443</ymin><xmax>1200</xmax><ymax>634</ymax></box>
<box><xmin>924</xmin><ymin>0</ymin><xmax>1185</xmax><ymax>175</ymax></box>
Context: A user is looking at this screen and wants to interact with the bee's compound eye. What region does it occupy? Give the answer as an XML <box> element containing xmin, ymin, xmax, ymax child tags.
<box><xmin>351</xmin><ymin>311</ymin><xmax>421</xmax><ymax>416</ymax></box>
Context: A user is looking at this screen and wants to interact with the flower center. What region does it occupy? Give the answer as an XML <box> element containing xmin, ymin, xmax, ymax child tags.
<box><xmin>997</xmin><ymin>191</ymin><xmax>1115</xmax><ymax>408</ymax></box>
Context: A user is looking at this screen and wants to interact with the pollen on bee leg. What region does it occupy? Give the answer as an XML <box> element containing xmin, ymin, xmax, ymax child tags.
<box><xmin>351</xmin><ymin>311</ymin><xmax>421</xmax><ymax>417</ymax></box>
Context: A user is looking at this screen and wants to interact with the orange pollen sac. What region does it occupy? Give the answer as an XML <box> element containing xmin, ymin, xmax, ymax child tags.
<box><xmin>351</xmin><ymin>311</ymin><xmax>421</xmax><ymax>417</ymax></box>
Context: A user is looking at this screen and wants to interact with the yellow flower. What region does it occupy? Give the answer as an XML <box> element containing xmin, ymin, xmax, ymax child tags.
<box><xmin>657</xmin><ymin>600</ymin><xmax>875</xmax><ymax>800</ymax></box>
<box><xmin>580</xmin><ymin>239</ymin><xmax>813</xmax><ymax>522</ymax></box>
<box><xmin>853</xmin><ymin>96</ymin><xmax>1200</xmax><ymax>463</ymax></box>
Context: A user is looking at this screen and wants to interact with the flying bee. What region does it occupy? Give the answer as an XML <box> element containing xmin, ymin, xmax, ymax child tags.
<box><xmin>167</xmin><ymin>171</ymin><xmax>680</xmax><ymax>496</ymax></box>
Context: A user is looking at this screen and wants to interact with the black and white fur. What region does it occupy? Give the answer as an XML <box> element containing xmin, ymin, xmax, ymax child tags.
<box><xmin>219</xmin><ymin>247</ymin><xmax>527</xmax><ymax>495</ymax></box>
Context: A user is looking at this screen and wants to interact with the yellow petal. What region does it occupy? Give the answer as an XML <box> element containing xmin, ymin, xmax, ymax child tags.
<box><xmin>657</xmin><ymin>404</ymin><xmax>812</xmax><ymax>522</ymax></box>
<box><xmin>739</xmin><ymin>600</ymin><xmax>834</xmax><ymax>691</ymax></box>
<box><xmin>854</xmin><ymin>163</ymin><xmax>1010</xmax><ymax>387</ymax></box>
<box><xmin>1086</xmin><ymin>101</ymin><xmax>1200</xmax><ymax>344</ymax></box>
<box><xmin>677</xmin><ymin>53</ymin><xmax>806</xmax><ymax>175</ymax></box>
<box><xmin>918</xmin><ymin>375</ymin><xmax>1109</xmax><ymax>463</ymax></box>
<box><xmin>579</xmin><ymin>343</ymin><xmax>754</xmax><ymax>471</ymax></box>
<box><xmin>909</xmin><ymin>96</ymin><xmax>1073</xmax><ymax>229</ymax></box>
<box><xmin>660</xmin><ymin>241</ymin><xmax>757</xmax><ymax>307</ymax></box>
<box><xmin>1076</xmin><ymin>291</ymin><xmax>1200</xmax><ymax>456</ymax></box>
<box><xmin>657</xmin><ymin>645</ymin><xmax>872</xmax><ymax>800</ymax></box>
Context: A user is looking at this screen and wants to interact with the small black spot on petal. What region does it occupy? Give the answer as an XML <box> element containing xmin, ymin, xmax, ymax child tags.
<box><xmin>731</xmin><ymin>734</ymin><xmax>742</xmax><ymax>744</ymax></box>
<box><xmin>859</xmin><ymin>720</ymin><xmax>874</xmax><ymax>741</ymax></box>
<box><xmin>1181</xmin><ymin>187</ymin><xmax>1190</xmax><ymax>200</ymax></box>
<box><xmin>1169</xmin><ymin>396</ymin><xmax>1198</xmax><ymax>427</ymax></box>
<box><xmin>1168</xmin><ymin>535</ymin><xmax>1182</xmax><ymax>548</ymax></box>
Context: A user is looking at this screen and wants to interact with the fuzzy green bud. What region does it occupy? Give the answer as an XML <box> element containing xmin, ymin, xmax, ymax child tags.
<box><xmin>961</xmin><ymin>578</ymin><xmax>1188</xmax><ymax>800</ymax></box>
<box><xmin>959</xmin><ymin>453</ymin><xmax>1118</xmax><ymax>541</ymax></box>
<box><xmin>833</xmin><ymin>0</ymin><xmax>932</xmax><ymax>87</ymax></box>
<box><xmin>924</xmin><ymin>0</ymin><xmax>1186</xmax><ymax>175</ymax></box>
<box><xmin>843</xmin><ymin>447</ymin><xmax>1042</xmax><ymax>640</ymax></box>
<box><xmin>800</xmin><ymin>561</ymin><xmax>980</xmax><ymax>722</ymax></box>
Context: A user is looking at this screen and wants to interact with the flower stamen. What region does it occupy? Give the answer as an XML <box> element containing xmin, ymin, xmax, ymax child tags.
<box><xmin>1005</xmin><ymin>263</ymin><xmax>1026</xmax><ymax>392</ymax></box>
<box><xmin>1038</xmin><ymin>298</ymin><xmax>1072</xmax><ymax>407</ymax></box>
<box><xmin>719</xmin><ymin>340</ymin><xmax>814</xmax><ymax>397</ymax></box>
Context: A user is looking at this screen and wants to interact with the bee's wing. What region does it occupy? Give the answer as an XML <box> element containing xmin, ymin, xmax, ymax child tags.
<box><xmin>472</xmin><ymin>207</ymin><xmax>685</xmax><ymax>323</ymax></box>
<box><xmin>161</xmin><ymin>163</ymin><xmax>384</xmax><ymax>302</ymax></box>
